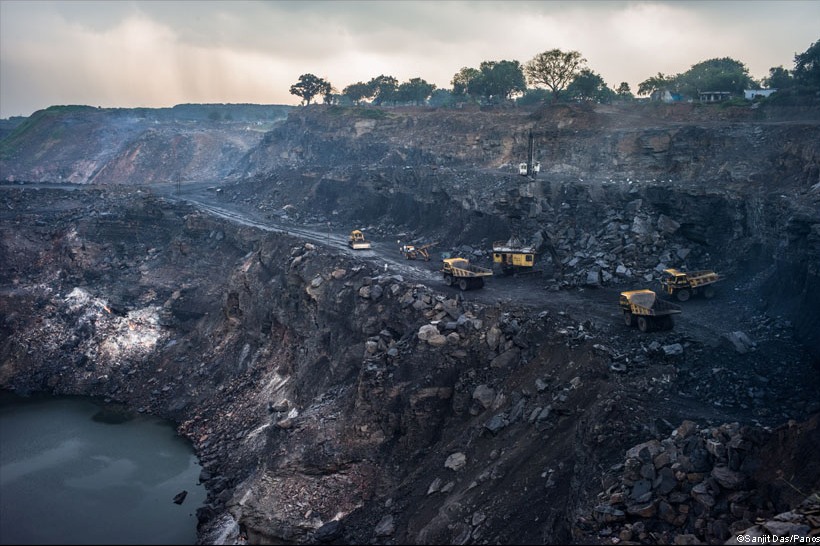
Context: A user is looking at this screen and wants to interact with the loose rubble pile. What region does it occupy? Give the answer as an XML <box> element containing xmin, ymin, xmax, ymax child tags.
<box><xmin>578</xmin><ymin>416</ymin><xmax>820</xmax><ymax>544</ymax></box>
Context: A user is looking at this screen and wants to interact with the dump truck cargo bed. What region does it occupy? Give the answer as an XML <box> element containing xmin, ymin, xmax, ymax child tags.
<box><xmin>620</xmin><ymin>289</ymin><xmax>681</xmax><ymax>332</ymax></box>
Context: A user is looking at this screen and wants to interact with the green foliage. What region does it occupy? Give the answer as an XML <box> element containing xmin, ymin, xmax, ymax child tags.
<box><xmin>675</xmin><ymin>57</ymin><xmax>755</xmax><ymax>97</ymax></box>
<box><xmin>476</xmin><ymin>60</ymin><xmax>526</xmax><ymax>102</ymax></box>
<box><xmin>793</xmin><ymin>38</ymin><xmax>820</xmax><ymax>90</ymax></box>
<box><xmin>616</xmin><ymin>82</ymin><xmax>634</xmax><ymax>99</ymax></box>
<box><xmin>428</xmin><ymin>89</ymin><xmax>455</xmax><ymax>108</ymax></box>
<box><xmin>450</xmin><ymin>61</ymin><xmax>525</xmax><ymax>103</ymax></box>
<box><xmin>566</xmin><ymin>69</ymin><xmax>614</xmax><ymax>103</ymax></box>
<box><xmin>638</xmin><ymin>73</ymin><xmax>674</xmax><ymax>97</ymax></box>
<box><xmin>763</xmin><ymin>66</ymin><xmax>793</xmax><ymax>89</ymax></box>
<box><xmin>289</xmin><ymin>73</ymin><xmax>331</xmax><ymax>105</ymax></box>
<box><xmin>342</xmin><ymin>81</ymin><xmax>373</xmax><ymax>105</ymax></box>
<box><xmin>718</xmin><ymin>97</ymin><xmax>750</xmax><ymax>108</ymax></box>
<box><xmin>516</xmin><ymin>88</ymin><xmax>552</xmax><ymax>106</ymax></box>
<box><xmin>367</xmin><ymin>75</ymin><xmax>399</xmax><ymax>105</ymax></box>
<box><xmin>451</xmin><ymin>67</ymin><xmax>481</xmax><ymax>97</ymax></box>
<box><xmin>396</xmin><ymin>77</ymin><xmax>436</xmax><ymax>105</ymax></box>
<box><xmin>524</xmin><ymin>49</ymin><xmax>587</xmax><ymax>100</ymax></box>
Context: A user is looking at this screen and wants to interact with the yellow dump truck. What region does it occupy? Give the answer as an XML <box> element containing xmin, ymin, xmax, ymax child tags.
<box><xmin>619</xmin><ymin>289</ymin><xmax>682</xmax><ymax>332</ymax></box>
<box><xmin>660</xmin><ymin>268</ymin><xmax>721</xmax><ymax>301</ymax></box>
<box><xmin>442</xmin><ymin>258</ymin><xmax>493</xmax><ymax>291</ymax></box>
<box><xmin>348</xmin><ymin>230</ymin><xmax>372</xmax><ymax>250</ymax></box>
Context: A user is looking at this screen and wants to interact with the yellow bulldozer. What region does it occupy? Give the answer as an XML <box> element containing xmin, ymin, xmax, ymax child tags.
<box><xmin>348</xmin><ymin>230</ymin><xmax>372</xmax><ymax>250</ymax></box>
<box><xmin>398</xmin><ymin>241</ymin><xmax>437</xmax><ymax>261</ymax></box>
<box><xmin>660</xmin><ymin>268</ymin><xmax>721</xmax><ymax>301</ymax></box>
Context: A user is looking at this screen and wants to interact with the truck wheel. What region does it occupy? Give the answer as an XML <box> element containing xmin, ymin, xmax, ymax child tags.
<box><xmin>444</xmin><ymin>275</ymin><xmax>453</xmax><ymax>286</ymax></box>
<box><xmin>459</xmin><ymin>279</ymin><xmax>468</xmax><ymax>291</ymax></box>
<box><xmin>475</xmin><ymin>278</ymin><xmax>485</xmax><ymax>289</ymax></box>
<box><xmin>676</xmin><ymin>289</ymin><xmax>691</xmax><ymax>302</ymax></box>
<box><xmin>637</xmin><ymin>317</ymin><xmax>649</xmax><ymax>332</ymax></box>
<box><xmin>623</xmin><ymin>312</ymin><xmax>633</xmax><ymax>327</ymax></box>
<box><xmin>661</xmin><ymin>315</ymin><xmax>674</xmax><ymax>330</ymax></box>
<box><xmin>703</xmin><ymin>286</ymin><xmax>715</xmax><ymax>299</ymax></box>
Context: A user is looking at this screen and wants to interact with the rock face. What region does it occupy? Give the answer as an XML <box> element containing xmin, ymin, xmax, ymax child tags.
<box><xmin>1</xmin><ymin>102</ymin><xmax>819</xmax><ymax>545</ymax></box>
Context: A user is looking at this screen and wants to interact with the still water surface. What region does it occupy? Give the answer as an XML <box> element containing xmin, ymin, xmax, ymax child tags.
<box><xmin>0</xmin><ymin>392</ymin><xmax>205</xmax><ymax>545</ymax></box>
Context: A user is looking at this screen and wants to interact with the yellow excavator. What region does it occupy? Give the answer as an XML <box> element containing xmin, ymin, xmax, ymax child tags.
<box><xmin>398</xmin><ymin>241</ymin><xmax>437</xmax><ymax>261</ymax></box>
<box><xmin>492</xmin><ymin>237</ymin><xmax>536</xmax><ymax>275</ymax></box>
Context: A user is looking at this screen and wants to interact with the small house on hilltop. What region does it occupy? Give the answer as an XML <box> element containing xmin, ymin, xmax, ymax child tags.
<box><xmin>651</xmin><ymin>90</ymin><xmax>684</xmax><ymax>103</ymax></box>
<box><xmin>699</xmin><ymin>91</ymin><xmax>733</xmax><ymax>103</ymax></box>
<box><xmin>744</xmin><ymin>89</ymin><xmax>777</xmax><ymax>100</ymax></box>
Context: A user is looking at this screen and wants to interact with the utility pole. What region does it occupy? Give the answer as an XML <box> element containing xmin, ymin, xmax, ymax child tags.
<box><xmin>527</xmin><ymin>130</ymin><xmax>534</xmax><ymax>178</ymax></box>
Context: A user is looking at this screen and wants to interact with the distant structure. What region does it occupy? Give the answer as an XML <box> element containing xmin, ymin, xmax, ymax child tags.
<box><xmin>744</xmin><ymin>89</ymin><xmax>777</xmax><ymax>100</ymax></box>
<box><xmin>699</xmin><ymin>91</ymin><xmax>733</xmax><ymax>103</ymax></box>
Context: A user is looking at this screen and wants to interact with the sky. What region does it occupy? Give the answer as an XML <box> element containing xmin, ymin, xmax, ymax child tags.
<box><xmin>1</xmin><ymin>0</ymin><xmax>819</xmax><ymax>119</ymax></box>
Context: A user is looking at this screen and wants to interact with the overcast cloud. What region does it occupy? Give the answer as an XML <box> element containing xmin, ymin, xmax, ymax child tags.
<box><xmin>1</xmin><ymin>0</ymin><xmax>818</xmax><ymax>118</ymax></box>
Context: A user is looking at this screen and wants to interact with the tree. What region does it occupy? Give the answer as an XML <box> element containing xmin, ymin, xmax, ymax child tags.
<box><xmin>477</xmin><ymin>60</ymin><xmax>526</xmax><ymax>102</ymax></box>
<box><xmin>396</xmin><ymin>78</ymin><xmax>436</xmax><ymax>105</ymax></box>
<box><xmin>428</xmin><ymin>89</ymin><xmax>455</xmax><ymax>108</ymax></box>
<box><xmin>793</xmin><ymin>39</ymin><xmax>820</xmax><ymax>90</ymax></box>
<box><xmin>451</xmin><ymin>67</ymin><xmax>481</xmax><ymax>97</ymax></box>
<box><xmin>566</xmin><ymin>69</ymin><xmax>613</xmax><ymax>103</ymax></box>
<box><xmin>289</xmin><ymin>73</ymin><xmax>331</xmax><ymax>105</ymax></box>
<box><xmin>367</xmin><ymin>75</ymin><xmax>399</xmax><ymax>105</ymax></box>
<box><xmin>525</xmin><ymin>49</ymin><xmax>587</xmax><ymax>101</ymax></box>
<box><xmin>322</xmin><ymin>83</ymin><xmax>338</xmax><ymax>104</ymax></box>
<box><xmin>342</xmin><ymin>81</ymin><xmax>373</xmax><ymax>105</ymax></box>
<box><xmin>763</xmin><ymin>66</ymin><xmax>793</xmax><ymax>89</ymax></box>
<box><xmin>637</xmin><ymin>72</ymin><xmax>674</xmax><ymax>98</ymax></box>
<box><xmin>675</xmin><ymin>57</ymin><xmax>755</xmax><ymax>98</ymax></box>
<box><xmin>616</xmin><ymin>82</ymin><xmax>634</xmax><ymax>99</ymax></box>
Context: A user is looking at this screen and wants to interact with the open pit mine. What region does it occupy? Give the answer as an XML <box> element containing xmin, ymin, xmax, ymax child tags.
<box><xmin>1</xmin><ymin>101</ymin><xmax>819</xmax><ymax>544</ymax></box>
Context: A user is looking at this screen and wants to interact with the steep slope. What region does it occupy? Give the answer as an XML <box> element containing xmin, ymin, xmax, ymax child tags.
<box><xmin>1</xmin><ymin>101</ymin><xmax>819</xmax><ymax>545</ymax></box>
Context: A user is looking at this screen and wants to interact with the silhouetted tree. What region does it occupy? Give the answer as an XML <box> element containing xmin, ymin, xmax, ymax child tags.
<box><xmin>396</xmin><ymin>78</ymin><xmax>436</xmax><ymax>105</ymax></box>
<box><xmin>566</xmin><ymin>69</ymin><xmax>613</xmax><ymax>102</ymax></box>
<box><xmin>367</xmin><ymin>75</ymin><xmax>399</xmax><ymax>105</ymax></box>
<box><xmin>763</xmin><ymin>66</ymin><xmax>793</xmax><ymax>89</ymax></box>
<box><xmin>478</xmin><ymin>60</ymin><xmax>526</xmax><ymax>102</ymax></box>
<box><xmin>525</xmin><ymin>49</ymin><xmax>587</xmax><ymax>101</ymax></box>
<box><xmin>638</xmin><ymin>72</ymin><xmax>674</xmax><ymax>98</ymax></box>
<box><xmin>616</xmin><ymin>82</ymin><xmax>633</xmax><ymax>99</ymax></box>
<box><xmin>342</xmin><ymin>82</ymin><xmax>373</xmax><ymax>105</ymax></box>
<box><xmin>451</xmin><ymin>67</ymin><xmax>481</xmax><ymax>98</ymax></box>
<box><xmin>793</xmin><ymin>38</ymin><xmax>820</xmax><ymax>90</ymax></box>
<box><xmin>290</xmin><ymin>74</ymin><xmax>331</xmax><ymax>105</ymax></box>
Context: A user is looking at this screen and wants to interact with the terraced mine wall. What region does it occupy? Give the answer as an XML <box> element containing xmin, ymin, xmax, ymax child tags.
<box><xmin>1</xmin><ymin>102</ymin><xmax>819</xmax><ymax>544</ymax></box>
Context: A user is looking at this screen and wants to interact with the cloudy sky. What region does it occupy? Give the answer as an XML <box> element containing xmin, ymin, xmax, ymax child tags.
<box><xmin>1</xmin><ymin>0</ymin><xmax>818</xmax><ymax>118</ymax></box>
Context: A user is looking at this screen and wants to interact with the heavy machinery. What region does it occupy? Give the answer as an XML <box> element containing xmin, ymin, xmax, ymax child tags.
<box><xmin>660</xmin><ymin>268</ymin><xmax>721</xmax><ymax>301</ymax></box>
<box><xmin>519</xmin><ymin>130</ymin><xmax>541</xmax><ymax>178</ymax></box>
<box><xmin>619</xmin><ymin>289</ymin><xmax>682</xmax><ymax>332</ymax></box>
<box><xmin>492</xmin><ymin>237</ymin><xmax>537</xmax><ymax>275</ymax></box>
<box><xmin>348</xmin><ymin>230</ymin><xmax>372</xmax><ymax>250</ymax></box>
<box><xmin>398</xmin><ymin>241</ymin><xmax>437</xmax><ymax>261</ymax></box>
<box><xmin>441</xmin><ymin>258</ymin><xmax>493</xmax><ymax>291</ymax></box>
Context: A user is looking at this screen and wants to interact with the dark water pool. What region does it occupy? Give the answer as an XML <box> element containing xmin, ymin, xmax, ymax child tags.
<box><xmin>0</xmin><ymin>392</ymin><xmax>205</xmax><ymax>545</ymax></box>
